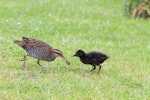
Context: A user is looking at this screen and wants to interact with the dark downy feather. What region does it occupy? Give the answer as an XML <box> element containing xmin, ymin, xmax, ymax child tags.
<box><xmin>73</xmin><ymin>50</ymin><xmax>109</xmax><ymax>74</ymax></box>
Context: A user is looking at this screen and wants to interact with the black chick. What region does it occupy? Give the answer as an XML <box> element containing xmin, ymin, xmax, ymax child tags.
<box><xmin>73</xmin><ymin>50</ymin><xmax>109</xmax><ymax>74</ymax></box>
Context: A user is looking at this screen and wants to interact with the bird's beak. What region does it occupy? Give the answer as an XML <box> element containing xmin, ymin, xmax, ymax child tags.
<box><xmin>73</xmin><ymin>54</ymin><xmax>77</xmax><ymax>57</ymax></box>
<box><xmin>60</xmin><ymin>55</ymin><xmax>70</xmax><ymax>65</ymax></box>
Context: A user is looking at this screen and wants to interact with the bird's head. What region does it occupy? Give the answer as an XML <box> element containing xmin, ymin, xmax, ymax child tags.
<box><xmin>73</xmin><ymin>49</ymin><xmax>85</xmax><ymax>57</ymax></box>
<box><xmin>52</xmin><ymin>49</ymin><xmax>70</xmax><ymax>65</ymax></box>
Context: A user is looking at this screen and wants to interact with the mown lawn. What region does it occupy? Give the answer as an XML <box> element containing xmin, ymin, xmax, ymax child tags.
<box><xmin>0</xmin><ymin>0</ymin><xmax>150</xmax><ymax>100</ymax></box>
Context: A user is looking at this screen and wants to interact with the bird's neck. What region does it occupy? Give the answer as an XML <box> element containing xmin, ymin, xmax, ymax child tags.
<box><xmin>79</xmin><ymin>54</ymin><xmax>88</xmax><ymax>64</ymax></box>
<box><xmin>79</xmin><ymin>53</ymin><xmax>87</xmax><ymax>60</ymax></box>
<box><xmin>48</xmin><ymin>53</ymin><xmax>58</xmax><ymax>61</ymax></box>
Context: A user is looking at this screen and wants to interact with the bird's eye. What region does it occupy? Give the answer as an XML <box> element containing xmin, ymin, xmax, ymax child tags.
<box><xmin>57</xmin><ymin>52</ymin><xmax>61</xmax><ymax>55</ymax></box>
<box><xmin>56</xmin><ymin>52</ymin><xmax>62</xmax><ymax>55</ymax></box>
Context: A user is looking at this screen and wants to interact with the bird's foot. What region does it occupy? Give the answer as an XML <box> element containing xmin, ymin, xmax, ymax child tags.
<box><xmin>22</xmin><ymin>65</ymin><xmax>29</xmax><ymax>70</ymax></box>
<box><xmin>40</xmin><ymin>66</ymin><xmax>48</xmax><ymax>73</ymax></box>
<box><xmin>97</xmin><ymin>71</ymin><xmax>100</xmax><ymax>75</ymax></box>
<box><xmin>21</xmin><ymin>59</ymin><xmax>24</xmax><ymax>61</ymax></box>
<box><xmin>23</xmin><ymin>65</ymin><xmax>26</xmax><ymax>69</ymax></box>
<box><xmin>85</xmin><ymin>70</ymin><xmax>91</xmax><ymax>73</ymax></box>
<box><xmin>20</xmin><ymin>58</ymin><xmax>27</xmax><ymax>61</ymax></box>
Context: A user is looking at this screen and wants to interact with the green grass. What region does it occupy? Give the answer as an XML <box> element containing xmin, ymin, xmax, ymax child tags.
<box><xmin>0</xmin><ymin>0</ymin><xmax>150</xmax><ymax>99</ymax></box>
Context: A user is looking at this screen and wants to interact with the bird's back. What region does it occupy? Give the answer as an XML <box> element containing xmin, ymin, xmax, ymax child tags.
<box><xmin>87</xmin><ymin>51</ymin><xmax>108</xmax><ymax>65</ymax></box>
<box><xmin>14</xmin><ymin>37</ymin><xmax>53</xmax><ymax>61</ymax></box>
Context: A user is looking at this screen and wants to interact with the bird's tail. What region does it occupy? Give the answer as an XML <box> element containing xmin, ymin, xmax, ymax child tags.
<box><xmin>22</xmin><ymin>36</ymin><xmax>30</xmax><ymax>42</ymax></box>
<box><xmin>13</xmin><ymin>40</ymin><xmax>24</xmax><ymax>46</ymax></box>
<box><xmin>106</xmin><ymin>55</ymin><xmax>109</xmax><ymax>59</ymax></box>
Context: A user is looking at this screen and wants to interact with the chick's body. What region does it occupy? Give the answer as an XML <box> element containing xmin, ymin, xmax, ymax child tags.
<box><xmin>79</xmin><ymin>52</ymin><xmax>108</xmax><ymax>65</ymax></box>
<box><xmin>74</xmin><ymin>50</ymin><xmax>109</xmax><ymax>74</ymax></box>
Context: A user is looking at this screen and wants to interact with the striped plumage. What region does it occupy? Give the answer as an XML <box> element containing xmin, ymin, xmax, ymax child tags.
<box><xmin>73</xmin><ymin>50</ymin><xmax>109</xmax><ymax>74</ymax></box>
<box><xmin>14</xmin><ymin>37</ymin><xmax>70</xmax><ymax>69</ymax></box>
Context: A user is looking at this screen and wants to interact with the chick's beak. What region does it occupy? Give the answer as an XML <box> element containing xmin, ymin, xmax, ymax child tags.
<box><xmin>60</xmin><ymin>54</ymin><xmax>70</xmax><ymax>65</ymax></box>
<box><xmin>73</xmin><ymin>54</ymin><xmax>77</xmax><ymax>57</ymax></box>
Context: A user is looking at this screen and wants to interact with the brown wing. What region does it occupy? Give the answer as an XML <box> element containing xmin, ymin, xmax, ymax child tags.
<box><xmin>14</xmin><ymin>37</ymin><xmax>53</xmax><ymax>60</ymax></box>
<box><xmin>22</xmin><ymin>37</ymin><xmax>51</xmax><ymax>49</ymax></box>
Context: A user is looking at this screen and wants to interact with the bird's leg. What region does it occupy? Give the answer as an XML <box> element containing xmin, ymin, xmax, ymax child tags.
<box><xmin>98</xmin><ymin>65</ymin><xmax>102</xmax><ymax>74</ymax></box>
<box><xmin>21</xmin><ymin>55</ymin><xmax>27</xmax><ymax>61</ymax></box>
<box><xmin>90</xmin><ymin>65</ymin><xmax>96</xmax><ymax>72</ymax></box>
<box><xmin>23</xmin><ymin>55</ymin><xmax>27</xmax><ymax>69</ymax></box>
<box><xmin>37</xmin><ymin>60</ymin><xmax>44</xmax><ymax>69</ymax></box>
